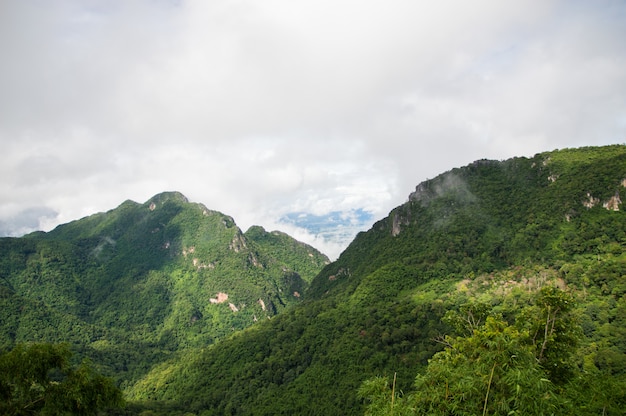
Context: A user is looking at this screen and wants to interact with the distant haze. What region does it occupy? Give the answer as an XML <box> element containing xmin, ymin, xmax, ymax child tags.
<box><xmin>1</xmin><ymin>1</ymin><xmax>625</xmax><ymax>259</ymax></box>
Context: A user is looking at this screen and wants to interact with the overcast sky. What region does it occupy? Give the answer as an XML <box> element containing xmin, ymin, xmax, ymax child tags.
<box><xmin>1</xmin><ymin>1</ymin><xmax>625</xmax><ymax>259</ymax></box>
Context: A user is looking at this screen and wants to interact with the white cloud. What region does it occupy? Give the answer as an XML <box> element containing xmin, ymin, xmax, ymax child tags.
<box><xmin>1</xmin><ymin>0</ymin><xmax>625</xmax><ymax>258</ymax></box>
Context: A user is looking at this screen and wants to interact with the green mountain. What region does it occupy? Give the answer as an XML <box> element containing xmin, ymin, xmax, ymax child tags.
<box><xmin>125</xmin><ymin>145</ymin><xmax>626</xmax><ymax>414</ymax></box>
<box><xmin>0</xmin><ymin>191</ymin><xmax>329</xmax><ymax>386</ymax></box>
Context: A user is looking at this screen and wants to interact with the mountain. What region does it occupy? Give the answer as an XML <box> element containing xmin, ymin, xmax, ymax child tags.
<box><xmin>125</xmin><ymin>145</ymin><xmax>626</xmax><ymax>414</ymax></box>
<box><xmin>0</xmin><ymin>191</ymin><xmax>329</xmax><ymax>385</ymax></box>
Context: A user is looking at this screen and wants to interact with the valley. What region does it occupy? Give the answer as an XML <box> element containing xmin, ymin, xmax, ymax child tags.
<box><xmin>2</xmin><ymin>145</ymin><xmax>626</xmax><ymax>415</ymax></box>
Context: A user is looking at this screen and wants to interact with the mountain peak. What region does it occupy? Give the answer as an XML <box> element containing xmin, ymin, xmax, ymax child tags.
<box><xmin>144</xmin><ymin>191</ymin><xmax>189</xmax><ymax>207</ymax></box>
<box><xmin>1</xmin><ymin>189</ymin><xmax>330</xmax><ymax>380</ymax></box>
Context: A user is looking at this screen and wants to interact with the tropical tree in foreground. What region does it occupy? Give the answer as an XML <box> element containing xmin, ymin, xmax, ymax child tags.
<box><xmin>360</xmin><ymin>287</ymin><xmax>579</xmax><ymax>415</ymax></box>
<box><xmin>410</xmin><ymin>316</ymin><xmax>561</xmax><ymax>415</ymax></box>
<box><xmin>0</xmin><ymin>343</ymin><xmax>124</xmax><ymax>415</ymax></box>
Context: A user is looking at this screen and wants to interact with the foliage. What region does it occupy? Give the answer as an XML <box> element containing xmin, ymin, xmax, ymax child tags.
<box><xmin>0</xmin><ymin>342</ymin><xmax>123</xmax><ymax>415</ymax></box>
<box><xmin>0</xmin><ymin>192</ymin><xmax>328</xmax><ymax>387</ymax></box>
<box><xmin>4</xmin><ymin>146</ymin><xmax>626</xmax><ymax>414</ymax></box>
<box><xmin>361</xmin><ymin>288</ymin><xmax>579</xmax><ymax>415</ymax></box>
<box><xmin>129</xmin><ymin>145</ymin><xmax>626</xmax><ymax>414</ymax></box>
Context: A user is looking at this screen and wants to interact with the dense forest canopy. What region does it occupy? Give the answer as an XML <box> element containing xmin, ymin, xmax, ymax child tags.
<box><xmin>2</xmin><ymin>145</ymin><xmax>626</xmax><ymax>414</ymax></box>
<box><xmin>0</xmin><ymin>191</ymin><xmax>329</xmax><ymax>391</ymax></box>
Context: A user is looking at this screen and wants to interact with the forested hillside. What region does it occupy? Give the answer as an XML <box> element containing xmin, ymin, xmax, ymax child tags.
<box><xmin>2</xmin><ymin>146</ymin><xmax>626</xmax><ymax>415</ymax></box>
<box><xmin>125</xmin><ymin>145</ymin><xmax>626</xmax><ymax>415</ymax></box>
<box><xmin>0</xmin><ymin>191</ymin><xmax>329</xmax><ymax>388</ymax></box>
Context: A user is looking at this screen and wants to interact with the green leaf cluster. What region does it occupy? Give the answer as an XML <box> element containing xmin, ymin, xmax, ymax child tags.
<box><xmin>361</xmin><ymin>287</ymin><xmax>581</xmax><ymax>415</ymax></box>
<box><xmin>0</xmin><ymin>342</ymin><xmax>123</xmax><ymax>415</ymax></box>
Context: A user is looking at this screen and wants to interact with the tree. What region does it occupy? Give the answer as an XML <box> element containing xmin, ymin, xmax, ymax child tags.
<box><xmin>361</xmin><ymin>287</ymin><xmax>581</xmax><ymax>415</ymax></box>
<box><xmin>0</xmin><ymin>343</ymin><xmax>124</xmax><ymax>415</ymax></box>
<box><xmin>517</xmin><ymin>286</ymin><xmax>580</xmax><ymax>384</ymax></box>
<box><xmin>410</xmin><ymin>316</ymin><xmax>562</xmax><ymax>415</ymax></box>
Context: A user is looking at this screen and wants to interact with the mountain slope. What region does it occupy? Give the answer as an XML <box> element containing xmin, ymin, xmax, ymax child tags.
<box><xmin>0</xmin><ymin>191</ymin><xmax>329</xmax><ymax>384</ymax></box>
<box><xmin>128</xmin><ymin>145</ymin><xmax>626</xmax><ymax>414</ymax></box>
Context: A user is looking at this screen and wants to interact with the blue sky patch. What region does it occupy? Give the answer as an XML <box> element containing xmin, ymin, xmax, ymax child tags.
<box><xmin>280</xmin><ymin>209</ymin><xmax>374</xmax><ymax>243</ymax></box>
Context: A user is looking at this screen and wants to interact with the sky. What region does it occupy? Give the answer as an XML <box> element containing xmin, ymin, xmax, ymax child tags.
<box><xmin>1</xmin><ymin>0</ymin><xmax>625</xmax><ymax>259</ymax></box>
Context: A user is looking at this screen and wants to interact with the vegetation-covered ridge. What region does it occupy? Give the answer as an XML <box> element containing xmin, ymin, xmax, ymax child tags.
<box><xmin>125</xmin><ymin>145</ymin><xmax>626</xmax><ymax>414</ymax></box>
<box><xmin>0</xmin><ymin>191</ymin><xmax>329</xmax><ymax>389</ymax></box>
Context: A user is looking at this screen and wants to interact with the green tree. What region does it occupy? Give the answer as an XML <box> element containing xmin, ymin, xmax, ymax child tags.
<box><xmin>0</xmin><ymin>343</ymin><xmax>124</xmax><ymax>415</ymax></box>
<box><xmin>415</xmin><ymin>317</ymin><xmax>561</xmax><ymax>415</ymax></box>
<box><xmin>442</xmin><ymin>300</ymin><xmax>492</xmax><ymax>336</ymax></box>
<box><xmin>361</xmin><ymin>287</ymin><xmax>582</xmax><ymax>415</ymax></box>
<box><xmin>358</xmin><ymin>375</ymin><xmax>411</xmax><ymax>416</ymax></box>
<box><xmin>361</xmin><ymin>317</ymin><xmax>562</xmax><ymax>415</ymax></box>
<box><xmin>517</xmin><ymin>286</ymin><xmax>580</xmax><ymax>384</ymax></box>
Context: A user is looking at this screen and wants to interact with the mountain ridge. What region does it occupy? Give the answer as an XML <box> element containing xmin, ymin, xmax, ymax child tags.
<box><xmin>124</xmin><ymin>145</ymin><xmax>626</xmax><ymax>414</ymax></box>
<box><xmin>0</xmin><ymin>192</ymin><xmax>329</xmax><ymax>385</ymax></box>
<box><xmin>3</xmin><ymin>145</ymin><xmax>626</xmax><ymax>414</ymax></box>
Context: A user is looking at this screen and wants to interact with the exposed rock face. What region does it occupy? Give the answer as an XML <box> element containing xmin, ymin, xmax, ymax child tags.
<box><xmin>583</xmin><ymin>193</ymin><xmax>600</xmax><ymax>208</ymax></box>
<box><xmin>328</xmin><ymin>267</ymin><xmax>351</xmax><ymax>281</ymax></box>
<box><xmin>400</xmin><ymin>171</ymin><xmax>477</xmax><ymax>237</ymax></box>
<box><xmin>182</xmin><ymin>246</ymin><xmax>196</xmax><ymax>257</ymax></box>
<box><xmin>409</xmin><ymin>171</ymin><xmax>476</xmax><ymax>206</ymax></box>
<box><xmin>248</xmin><ymin>253</ymin><xmax>262</xmax><ymax>268</ymax></box>
<box><xmin>583</xmin><ymin>193</ymin><xmax>622</xmax><ymax>211</ymax></box>
<box><xmin>229</xmin><ymin>231</ymin><xmax>247</xmax><ymax>252</ymax></box>
<box><xmin>209</xmin><ymin>292</ymin><xmax>229</xmax><ymax>304</ymax></box>
<box><xmin>391</xmin><ymin>210</ymin><xmax>409</xmax><ymax>237</ymax></box>
<box><xmin>603</xmin><ymin>194</ymin><xmax>622</xmax><ymax>211</ymax></box>
<box><xmin>409</xmin><ymin>181</ymin><xmax>434</xmax><ymax>204</ymax></box>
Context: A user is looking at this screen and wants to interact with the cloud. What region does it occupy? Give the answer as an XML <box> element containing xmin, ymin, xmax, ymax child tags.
<box><xmin>1</xmin><ymin>0</ymin><xmax>625</xmax><ymax>258</ymax></box>
<box><xmin>0</xmin><ymin>206</ymin><xmax>58</xmax><ymax>237</ymax></box>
